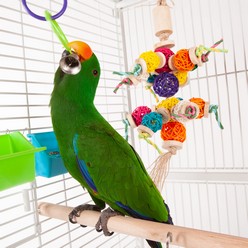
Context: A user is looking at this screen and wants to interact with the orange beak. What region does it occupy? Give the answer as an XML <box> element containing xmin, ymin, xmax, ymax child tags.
<box><xmin>67</xmin><ymin>41</ymin><xmax>93</xmax><ymax>62</ymax></box>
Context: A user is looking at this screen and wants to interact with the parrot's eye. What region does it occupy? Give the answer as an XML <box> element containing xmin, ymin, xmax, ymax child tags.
<box><xmin>92</xmin><ymin>70</ymin><xmax>98</xmax><ymax>76</ymax></box>
<box><xmin>59</xmin><ymin>51</ymin><xmax>81</xmax><ymax>75</ymax></box>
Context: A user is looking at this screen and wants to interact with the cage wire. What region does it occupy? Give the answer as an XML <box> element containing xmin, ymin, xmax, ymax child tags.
<box><xmin>1</xmin><ymin>0</ymin><xmax>248</xmax><ymax>248</ymax></box>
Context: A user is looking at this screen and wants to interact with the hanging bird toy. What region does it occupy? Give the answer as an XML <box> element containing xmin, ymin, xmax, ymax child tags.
<box><xmin>113</xmin><ymin>1</ymin><xmax>228</xmax><ymax>101</ymax></box>
<box><xmin>124</xmin><ymin>95</ymin><xmax>224</xmax><ymax>190</ymax></box>
<box><xmin>113</xmin><ymin>39</ymin><xmax>227</xmax><ymax>99</ymax></box>
<box><xmin>117</xmin><ymin>0</ymin><xmax>227</xmax><ymax>191</ymax></box>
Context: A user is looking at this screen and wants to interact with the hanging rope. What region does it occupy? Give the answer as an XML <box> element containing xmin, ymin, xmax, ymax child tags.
<box><xmin>113</xmin><ymin>78</ymin><xmax>133</xmax><ymax>94</ymax></box>
<box><xmin>122</xmin><ymin>119</ymin><xmax>129</xmax><ymax>141</ymax></box>
<box><xmin>196</xmin><ymin>45</ymin><xmax>228</xmax><ymax>59</ymax></box>
<box><xmin>113</xmin><ymin>65</ymin><xmax>141</xmax><ymax>93</ymax></box>
<box><xmin>113</xmin><ymin>64</ymin><xmax>142</xmax><ymax>77</ymax></box>
<box><xmin>145</xmin><ymin>85</ymin><xmax>159</xmax><ymax>103</ymax></box>
<box><xmin>138</xmin><ymin>132</ymin><xmax>163</xmax><ymax>155</ymax></box>
<box><xmin>149</xmin><ymin>147</ymin><xmax>177</xmax><ymax>191</ymax></box>
<box><xmin>204</xmin><ymin>38</ymin><xmax>224</xmax><ymax>58</ymax></box>
<box><xmin>209</xmin><ymin>104</ymin><xmax>224</xmax><ymax>129</ymax></box>
<box><xmin>196</xmin><ymin>38</ymin><xmax>228</xmax><ymax>63</ymax></box>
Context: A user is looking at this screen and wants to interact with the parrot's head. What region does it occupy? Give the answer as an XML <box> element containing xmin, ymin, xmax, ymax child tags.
<box><xmin>52</xmin><ymin>41</ymin><xmax>101</xmax><ymax>107</ymax></box>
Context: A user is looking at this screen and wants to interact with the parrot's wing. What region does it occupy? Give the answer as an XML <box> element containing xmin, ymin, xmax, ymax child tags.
<box><xmin>73</xmin><ymin>135</ymin><xmax>106</xmax><ymax>209</ymax></box>
<box><xmin>74</xmin><ymin>121</ymin><xmax>168</xmax><ymax>222</ymax></box>
<box><xmin>129</xmin><ymin>144</ymin><xmax>150</xmax><ymax>176</ymax></box>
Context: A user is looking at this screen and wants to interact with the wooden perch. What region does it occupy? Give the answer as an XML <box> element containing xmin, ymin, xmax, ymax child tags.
<box><xmin>38</xmin><ymin>202</ymin><xmax>248</xmax><ymax>248</ymax></box>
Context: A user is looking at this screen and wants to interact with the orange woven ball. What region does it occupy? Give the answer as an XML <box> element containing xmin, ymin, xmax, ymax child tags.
<box><xmin>161</xmin><ymin>121</ymin><xmax>186</xmax><ymax>142</ymax></box>
<box><xmin>189</xmin><ymin>97</ymin><xmax>205</xmax><ymax>119</ymax></box>
<box><xmin>174</xmin><ymin>49</ymin><xmax>195</xmax><ymax>72</ymax></box>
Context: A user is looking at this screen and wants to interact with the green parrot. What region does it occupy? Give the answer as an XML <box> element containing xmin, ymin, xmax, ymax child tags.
<box><xmin>50</xmin><ymin>41</ymin><xmax>173</xmax><ymax>248</ymax></box>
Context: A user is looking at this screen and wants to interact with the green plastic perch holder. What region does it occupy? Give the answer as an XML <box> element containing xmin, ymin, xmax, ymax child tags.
<box><xmin>0</xmin><ymin>132</ymin><xmax>46</xmax><ymax>191</ymax></box>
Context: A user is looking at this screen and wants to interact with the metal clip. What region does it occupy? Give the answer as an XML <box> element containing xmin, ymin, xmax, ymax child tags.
<box><xmin>59</xmin><ymin>52</ymin><xmax>81</xmax><ymax>75</ymax></box>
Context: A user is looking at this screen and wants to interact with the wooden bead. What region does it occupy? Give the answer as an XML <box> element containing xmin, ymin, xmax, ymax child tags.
<box><xmin>155</xmin><ymin>52</ymin><xmax>166</xmax><ymax>69</ymax></box>
<box><xmin>189</xmin><ymin>47</ymin><xmax>203</xmax><ymax>66</ymax></box>
<box><xmin>162</xmin><ymin>140</ymin><xmax>183</xmax><ymax>150</ymax></box>
<box><xmin>153</xmin><ymin>5</ymin><xmax>174</xmax><ymax>48</ymax></box>
<box><xmin>168</xmin><ymin>55</ymin><xmax>177</xmax><ymax>71</ymax></box>
<box><xmin>127</xmin><ymin>75</ymin><xmax>141</xmax><ymax>86</ymax></box>
<box><xmin>137</xmin><ymin>125</ymin><xmax>154</xmax><ymax>137</ymax></box>
<box><xmin>156</xmin><ymin>107</ymin><xmax>171</xmax><ymax>123</ymax></box>
<box><xmin>204</xmin><ymin>101</ymin><xmax>210</xmax><ymax>118</ymax></box>
<box><xmin>126</xmin><ymin>113</ymin><xmax>137</xmax><ymax>128</ymax></box>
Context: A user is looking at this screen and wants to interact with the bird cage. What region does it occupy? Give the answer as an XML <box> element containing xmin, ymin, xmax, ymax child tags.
<box><xmin>0</xmin><ymin>0</ymin><xmax>248</xmax><ymax>247</ymax></box>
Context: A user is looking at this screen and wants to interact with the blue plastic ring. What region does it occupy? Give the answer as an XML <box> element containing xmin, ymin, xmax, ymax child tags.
<box><xmin>21</xmin><ymin>0</ymin><xmax>67</xmax><ymax>21</ymax></box>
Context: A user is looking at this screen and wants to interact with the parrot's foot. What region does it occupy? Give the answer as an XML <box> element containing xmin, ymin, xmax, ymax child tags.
<box><xmin>95</xmin><ymin>207</ymin><xmax>123</xmax><ymax>236</ymax></box>
<box><xmin>69</xmin><ymin>204</ymin><xmax>101</xmax><ymax>225</ymax></box>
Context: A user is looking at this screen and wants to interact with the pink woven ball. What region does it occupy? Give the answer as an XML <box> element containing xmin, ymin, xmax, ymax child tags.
<box><xmin>131</xmin><ymin>106</ymin><xmax>152</xmax><ymax>126</ymax></box>
<box><xmin>155</xmin><ymin>47</ymin><xmax>174</xmax><ymax>73</ymax></box>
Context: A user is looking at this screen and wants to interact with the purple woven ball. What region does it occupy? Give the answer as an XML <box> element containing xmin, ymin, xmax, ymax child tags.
<box><xmin>153</xmin><ymin>72</ymin><xmax>179</xmax><ymax>98</ymax></box>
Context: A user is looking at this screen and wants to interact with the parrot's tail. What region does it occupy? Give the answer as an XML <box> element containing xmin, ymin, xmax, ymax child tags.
<box><xmin>146</xmin><ymin>203</ymin><xmax>173</xmax><ymax>248</ymax></box>
<box><xmin>146</xmin><ymin>240</ymin><xmax>163</xmax><ymax>248</ymax></box>
<box><xmin>164</xmin><ymin>202</ymin><xmax>174</xmax><ymax>225</ymax></box>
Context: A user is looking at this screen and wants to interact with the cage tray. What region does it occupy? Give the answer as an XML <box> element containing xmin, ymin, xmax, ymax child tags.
<box><xmin>0</xmin><ymin>132</ymin><xmax>45</xmax><ymax>191</ymax></box>
<box><xmin>27</xmin><ymin>131</ymin><xmax>67</xmax><ymax>178</ymax></box>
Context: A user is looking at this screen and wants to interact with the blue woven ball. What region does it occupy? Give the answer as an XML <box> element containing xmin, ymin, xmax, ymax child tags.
<box><xmin>153</xmin><ymin>72</ymin><xmax>179</xmax><ymax>98</ymax></box>
<box><xmin>141</xmin><ymin>112</ymin><xmax>163</xmax><ymax>132</ymax></box>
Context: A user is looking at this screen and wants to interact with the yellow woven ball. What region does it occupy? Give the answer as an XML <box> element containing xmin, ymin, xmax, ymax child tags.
<box><xmin>139</xmin><ymin>51</ymin><xmax>160</xmax><ymax>73</ymax></box>
<box><xmin>173</xmin><ymin>71</ymin><xmax>188</xmax><ymax>86</ymax></box>
<box><xmin>156</xmin><ymin>97</ymin><xmax>180</xmax><ymax>110</ymax></box>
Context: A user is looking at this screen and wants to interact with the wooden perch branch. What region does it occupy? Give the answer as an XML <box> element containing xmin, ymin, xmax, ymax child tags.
<box><xmin>38</xmin><ymin>202</ymin><xmax>248</xmax><ymax>248</ymax></box>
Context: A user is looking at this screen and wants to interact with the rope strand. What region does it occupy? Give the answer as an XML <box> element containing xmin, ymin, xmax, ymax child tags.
<box><xmin>149</xmin><ymin>148</ymin><xmax>176</xmax><ymax>191</ymax></box>
<box><xmin>113</xmin><ymin>78</ymin><xmax>133</xmax><ymax>93</ymax></box>
<box><xmin>198</xmin><ymin>38</ymin><xmax>228</xmax><ymax>62</ymax></box>
<box><xmin>122</xmin><ymin>119</ymin><xmax>129</xmax><ymax>141</ymax></box>
<box><xmin>113</xmin><ymin>64</ymin><xmax>142</xmax><ymax>77</ymax></box>
<box><xmin>145</xmin><ymin>85</ymin><xmax>159</xmax><ymax>103</ymax></box>
<box><xmin>138</xmin><ymin>132</ymin><xmax>163</xmax><ymax>155</ymax></box>
<box><xmin>209</xmin><ymin>104</ymin><xmax>224</xmax><ymax>129</ymax></box>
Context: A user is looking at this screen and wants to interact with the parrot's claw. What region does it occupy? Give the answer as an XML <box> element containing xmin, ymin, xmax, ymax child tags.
<box><xmin>95</xmin><ymin>207</ymin><xmax>123</xmax><ymax>236</ymax></box>
<box><xmin>69</xmin><ymin>204</ymin><xmax>101</xmax><ymax>224</ymax></box>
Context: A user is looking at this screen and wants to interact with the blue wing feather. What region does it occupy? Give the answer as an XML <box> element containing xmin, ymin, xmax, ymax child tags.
<box><xmin>73</xmin><ymin>134</ymin><xmax>98</xmax><ymax>193</ymax></box>
<box><xmin>115</xmin><ymin>201</ymin><xmax>154</xmax><ymax>221</ymax></box>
